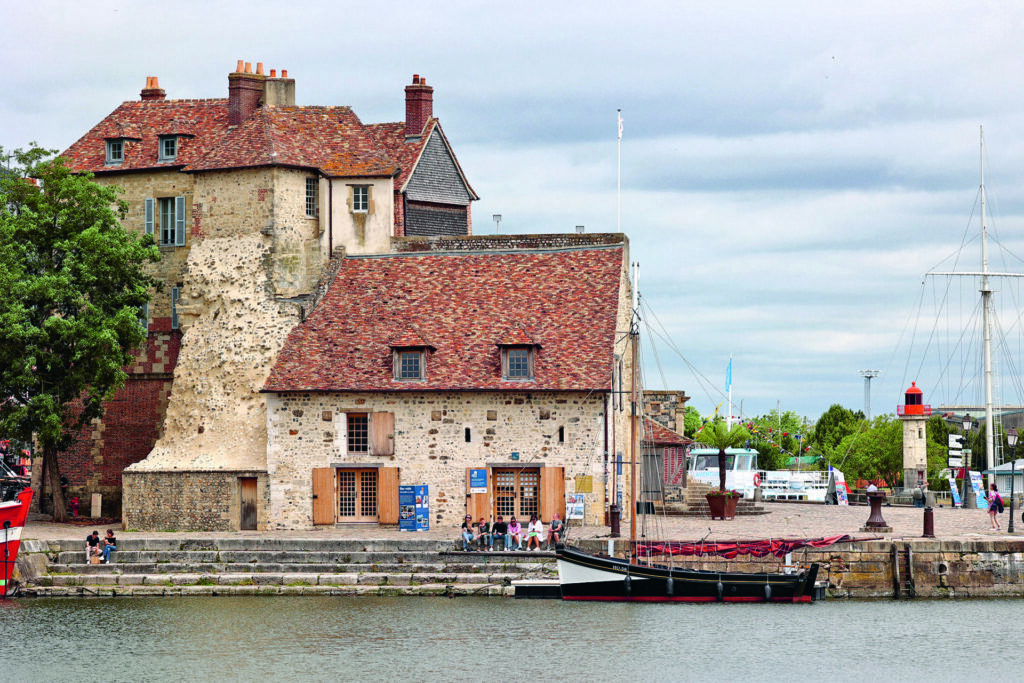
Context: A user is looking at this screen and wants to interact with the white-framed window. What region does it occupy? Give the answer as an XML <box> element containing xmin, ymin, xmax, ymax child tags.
<box><xmin>106</xmin><ymin>140</ymin><xmax>124</xmax><ymax>164</ymax></box>
<box><xmin>171</xmin><ymin>287</ymin><xmax>181</xmax><ymax>330</ymax></box>
<box><xmin>147</xmin><ymin>196</ymin><xmax>186</xmax><ymax>247</ymax></box>
<box><xmin>352</xmin><ymin>185</ymin><xmax>369</xmax><ymax>213</ymax></box>
<box><xmin>159</xmin><ymin>136</ymin><xmax>177</xmax><ymax>162</ymax></box>
<box><xmin>502</xmin><ymin>346</ymin><xmax>534</xmax><ymax>381</ymax></box>
<box><xmin>394</xmin><ymin>349</ymin><xmax>425</xmax><ymax>381</ymax></box>
<box><xmin>305</xmin><ymin>177</ymin><xmax>318</xmax><ymax>217</ymax></box>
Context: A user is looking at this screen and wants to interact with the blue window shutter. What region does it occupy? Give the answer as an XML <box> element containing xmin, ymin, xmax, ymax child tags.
<box><xmin>145</xmin><ymin>198</ymin><xmax>154</xmax><ymax>236</ymax></box>
<box><xmin>171</xmin><ymin>287</ymin><xmax>180</xmax><ymax>330</ymax></box>
<box><xmin>175</xmin><ymin>196</ymin><xmax>186</xmax><ymax>246</ymax></box>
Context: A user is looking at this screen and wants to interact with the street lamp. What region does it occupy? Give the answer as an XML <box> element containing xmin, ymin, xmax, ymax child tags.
<box><xmin>1008</xmin><ymin>429</ymin><xmax>1018</xmax><ymax>534</ymax></box>
<box><xmin>961</xmin><ymin>414</ymin><xmax>973</xmax><ymax>507</ymax></box>
<box><xmin>492</xmin><ymin>214</ymin><xmax>502</xmax><ymax>234</ymax></box>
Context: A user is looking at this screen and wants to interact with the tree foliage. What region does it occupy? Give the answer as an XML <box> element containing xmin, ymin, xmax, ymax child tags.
<box><xmin>810</xmin><ymin>404</ymin><xmax>864</xmax><ymax>453</ymax></box>
<box><xmin>834</xmin><ymin>415</ymin><xmax>903</xmax><ymax>487</ymax></box>
<box><xmin>0</xmin><ymin>145</ymin><xmax>159</xmax><ymax>520</ymax></box>
<box><xmin>682</xmin><ymin>405</ymin><xmax>701</xmax><ymax>437</ymax></box>
<box><xmin>744</xmin><ymin>409</ymin><xmax>810</xmax><ymax>470</ymax></box>
<box><xmin>694</xmin><ymin>418</ymin><xmax>750</xmax><ymax>491</ymax></box>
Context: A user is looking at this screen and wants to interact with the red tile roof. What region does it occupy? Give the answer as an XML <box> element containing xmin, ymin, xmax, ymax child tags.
<box><xmin>264</xmin><ymin>245</ymin><xmax>625</xmax><ymax>393</ymax></box>
<box><xmin>643</xmin><ymin>418</ymin><xmax>692</xmax><ymax>446</ymax></box>
<box><xmin>61</xmin><ymin>96</ymin><xmax>463</xmax><ymax>183</ymax></box>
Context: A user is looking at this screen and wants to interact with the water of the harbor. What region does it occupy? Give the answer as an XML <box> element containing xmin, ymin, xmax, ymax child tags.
<box><xmin>1</xmin><ymin>595</ymin><xmax>1016</xmax><ymax>682</ymax></box>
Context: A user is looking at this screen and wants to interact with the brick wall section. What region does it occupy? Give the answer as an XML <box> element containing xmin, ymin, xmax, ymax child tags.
<box><xmin>265</xmin><ymin>391</ymin><xmax>609</xmax><ymax>529</ymax></box>
<box><xmin>122</xmin><ymin>470</ymin><xmax>268</xmax><ymax>530</ymax></box>
<box><xmin>392</xmin><ymin>233</ymin><xmax>627</xmax><ymax>253</ymax></box>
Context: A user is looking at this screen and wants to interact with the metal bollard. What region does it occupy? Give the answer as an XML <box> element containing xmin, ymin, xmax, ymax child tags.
<box><xmin>922</xmin><ymin>506</ymin><xmax>935</xmax><ymax>538</ymax></box>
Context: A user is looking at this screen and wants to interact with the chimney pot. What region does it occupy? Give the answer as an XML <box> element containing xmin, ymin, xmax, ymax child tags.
<box><xmin>141</xmin><ymin>75</ymin><xmax>166</xmax><ymax>101</ymax></box>
<box><xmin>405</xmin><ymin>74</ymin><xmax>434</xmax><ymax>137</ymax></box>
<box><xmin>256</xmin><ymin>62</ymin><xmax>264</xmax><ymax>75</ymax></box>
<box><xmin>282</xmin><ymin>69</ymin><xmax>288</xmax><ymax>78</ymax></box>
<box><xmin>245</xmin><ymin>62</ymin><xmax>252</xmax><ymax>74</ymax></box>
<box><xmin>270</xmin><ymin>69</ymin><xmax>277</xmax><ymax>77</ymax></box>
<box><xmin>236</xmin><ymin>59</ymin><xmax>244</xmax><ymax>73</ymax></box>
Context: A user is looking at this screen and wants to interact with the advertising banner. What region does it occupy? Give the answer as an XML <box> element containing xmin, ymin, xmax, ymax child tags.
<box><xmin>970</xmin><ymin>471</ymin><xmax>987</xmax><ymax>509</ymax></box>
<box><xmin>948</xmin><ymin>475</ymin><xmax>962</xmax><ymax>507</ymax></box>
<box><xmin>566</xmin><ymin>493</ymin><xmax>585</xmax><ymax>520</ymax></box>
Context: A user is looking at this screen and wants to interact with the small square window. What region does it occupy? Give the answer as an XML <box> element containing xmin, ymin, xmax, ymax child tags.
<box><xmin>503</xmin><ymin>346</ymin><xmax>534</xmax><ymax>381</ymax></box>
<box><xmin>159</xmin><ymin>137</ymin><xmax>177</xmax><ymax>161</ymax></box>
<box><xmin>306</xmin><ymin>177</ymin><xmax>319</xmax><ymax>217</ymax></box>
<box><xmin>106</xmin><ymin>140</ymin><xmax>124</xmax><ymax>164</ymax></box>
<box><xmin>353</xmin><ymin>186</ymin><xmax>369</xmax><ymax>213</ymax></box>
<box><xmin>395</xmin><ymin>350</ymin><xmax>424</xmax><ymax>381</ymax></box>
<box><xmin>347</xmin><ymin>414</ymin><xmax>368</xmax><ymax>453</ymax></box>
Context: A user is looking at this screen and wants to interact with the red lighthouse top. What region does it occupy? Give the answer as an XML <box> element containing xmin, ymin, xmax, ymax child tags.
<box><xmin>897</xmin><ymin>381</ymin><xmax>930</xmax><ymax>416</ymax></box>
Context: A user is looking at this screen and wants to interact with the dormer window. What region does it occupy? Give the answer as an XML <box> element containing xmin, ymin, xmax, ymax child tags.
<box><xmin>394</xmin><ymin>348</ymin><xmax>425</xmax><ymax>381</ymax></box>
<box><xmin>502</xmin><ymin>346</ymin><xmax>534</xmax><ymax>381</ymax></box>
<box><xmin>159</xmin><ymin>136</ymin><xmax>178</xmax><ymax>162</ymax></box>
<box><xmin>106</xmin><ymin>140</ymin><xmax>124</xmax><ymax>164</ymax></box>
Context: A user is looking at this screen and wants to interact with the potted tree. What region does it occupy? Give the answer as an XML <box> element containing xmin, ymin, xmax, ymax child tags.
<box><xmin>697</xmin><ymin>418</ymin><xmax>750</xmax><ymax>519</ymax></box>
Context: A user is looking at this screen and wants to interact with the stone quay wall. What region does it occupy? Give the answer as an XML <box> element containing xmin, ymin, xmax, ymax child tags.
<box><xmin>122</xmin><ymin>470</ymin><xmax>268</xmax><ymax>531</ymax></box>
<box><xmin>631</xmin><ymin>539</ymin><xmax>1024</xmax><ymax>599</ymax></box>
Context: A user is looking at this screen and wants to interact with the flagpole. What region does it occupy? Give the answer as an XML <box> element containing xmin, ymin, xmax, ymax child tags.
<box><xmin>617</xmin><ymin>109</ymin><xmax>622</xmax><ymax>233</ymax></box>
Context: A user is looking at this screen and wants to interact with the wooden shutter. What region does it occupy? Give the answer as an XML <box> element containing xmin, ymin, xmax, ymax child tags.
<box><xmin>312</xmin><ymin>467</ymin><xmax>335</xmax><ymax>525</ymax></box>
<box><xmin>465</xmin><ymin>467</ymin><xmax>491</xmax><ymax>522</ymax></box>
<box><xmin>540</xmin><ymin>466</ymin><xmax>565</xmax><ymax>522</ymax></box>
<box><xmin>145</xmin><ymin>198</ymin><xmax>154</xmax><ymax>236</ymax></box>
<box><xmin>369</xmin><ymin>412</ymin><xmax>395</xmax><ymax>456</ymax></box>
<box><xmin>175</xmin><ymin>196</ymin><xmax>186</xmax><ymax>246</ymax></box>
<box><xmin>377</xmin><ymin>467</ymin><xmax>400</xmax><ymax>525</ymax></box>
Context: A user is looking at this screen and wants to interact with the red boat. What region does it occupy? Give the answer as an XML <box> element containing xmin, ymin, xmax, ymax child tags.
<box><xmin>1</xmin><ymin>482</ymin><xmax>33</xmax><ymax>597</ymax></box>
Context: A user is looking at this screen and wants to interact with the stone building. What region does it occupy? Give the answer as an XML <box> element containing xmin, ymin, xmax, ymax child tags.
<box><xmin>53</xmin><ymin>61</ymin><xmax>477</xmax><ymax>526</ymax></box>
<box><xmin>262</xmin><ymin>235</ymin><xmax>634</xmax><ymax>530</ymax></box>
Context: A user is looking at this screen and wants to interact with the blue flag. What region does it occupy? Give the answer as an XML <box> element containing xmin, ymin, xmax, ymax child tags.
<box><xmin>725</xmin><ymin>357</ymin><xmax>733</xmax><ymax>391</ymax></box>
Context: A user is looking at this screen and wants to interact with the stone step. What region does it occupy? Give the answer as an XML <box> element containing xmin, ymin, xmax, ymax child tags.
<box><xmin>37</xmin><ymin>571</ymin><xmax>535</xmax><ymax>587</ymax></box>
<box><xmin>46</xmin><ymin>538</ymin><xmax>464</xmax><ymax>553</ymax></box>
<box><xmin>46</xmin><ymin>560</ymin><xmax>557</xmax><ymax>576</ymax></box>
<box><xmin>55</xmin><ymin>549</ymin><xmax>554</xmax><ymax>567</ymax></box>
<box><xmin>22</xmin><ymin>583</ymin><xmax>516</xmax><ymax>598</ymax></box>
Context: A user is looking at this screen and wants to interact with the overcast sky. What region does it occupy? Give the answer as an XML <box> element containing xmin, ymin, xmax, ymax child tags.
<box><xmin>5</xmin><ymin>1</ymin><xmax>1024</xmax><ymax>422</ymax></box>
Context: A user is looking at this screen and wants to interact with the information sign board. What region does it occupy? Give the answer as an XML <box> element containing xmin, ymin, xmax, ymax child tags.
<box><xmin>399</xmin><ymin>485</ymin><xmax>429</xmax><ymax>531</ymax></box>
<box><xmin>469</xmin><ymin>468</ymin><xmax>488</xmax><ymax>494</ymax></box>
<box><xmin>566</xmin><ymin>493</ymin><xmax>586</xmax><ymax>520</ymax></box>
<box><xmin>947</xmin><ymin>475</ymin><xmax>962</xmax><ymax>508</ymax></box>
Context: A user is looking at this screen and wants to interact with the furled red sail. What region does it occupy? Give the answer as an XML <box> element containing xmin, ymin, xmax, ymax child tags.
<box><xmin>636</xmin><ymin>534</ymin><xmax>863</xmax><ymax>559</ymax></box>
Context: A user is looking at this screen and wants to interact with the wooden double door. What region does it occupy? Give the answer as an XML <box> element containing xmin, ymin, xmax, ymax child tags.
<box><xmin>466</xmin><ymin>466</ymin><xmax>564</xmax><ymax>522</ymax></box>
<box><xmin>312</xmin><ymin>467</ymin><xmax>399</xmax><ymax>525</ymax></box>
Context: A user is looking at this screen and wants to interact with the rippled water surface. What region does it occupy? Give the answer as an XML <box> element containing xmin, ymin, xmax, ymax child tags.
<box><xmin>1</xmin><ymin>596</ymin><xmax>1018</xmax><ymax>682</ymax></box>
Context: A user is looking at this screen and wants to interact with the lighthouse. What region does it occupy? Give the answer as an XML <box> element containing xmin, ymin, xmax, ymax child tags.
<box><xmin>898</xmin><ymin>382</ymin><xmax>930</xmax><ymax>490</ymax></box>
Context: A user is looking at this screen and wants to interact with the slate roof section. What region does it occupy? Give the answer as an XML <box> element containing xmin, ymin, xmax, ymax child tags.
<box><xmin>643</xmin><ymin>418</ymin><xmax>692</xmax><ymax>446</ymax></box>
<box><xmin>264</xmin><ymin>245</ymin><xmax>625</xmax><ymax>393</ymax></box>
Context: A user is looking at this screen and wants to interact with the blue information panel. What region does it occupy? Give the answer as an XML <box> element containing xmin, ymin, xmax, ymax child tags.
<box><xmin>469</xmin><ymin>468</ymin><xmax>488</xmax><ymax>493</ymax></box>
<box><xmin>399</xmin><ymin>485</ymin><xmax>429</xmax><ymax>531</ymax></box>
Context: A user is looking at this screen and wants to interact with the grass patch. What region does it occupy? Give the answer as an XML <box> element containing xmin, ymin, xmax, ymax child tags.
<box><xmin>195</xmin><ymin>577</ymin><xmax>217</xmax><ymax>586</ymax></box>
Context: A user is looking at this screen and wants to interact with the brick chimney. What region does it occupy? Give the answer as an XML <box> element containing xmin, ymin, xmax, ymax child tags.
<box><xmin>140</xmin><ymin>76</ymin><xmax>166</xmax><ymax>101</ymax></box>
<box><xmin>404</xmin><ymin>74</ymin><xmax>434</xmax><ymax>138</ymax></box>
<box><xmin>228</xmin><ymin>60</ymin><xmax>266</xmax><ymax>126</ymax></box>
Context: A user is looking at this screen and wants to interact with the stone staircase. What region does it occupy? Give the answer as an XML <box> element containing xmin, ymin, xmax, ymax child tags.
<box><xmin>17</xmin><ymin>538</ymin><xmax>558</xmax><ymax>597</ymax></box>
<box><xmin>662</xmin><ymin>482</ymin><xmax>769</xmax><ymax>517</ymax></box>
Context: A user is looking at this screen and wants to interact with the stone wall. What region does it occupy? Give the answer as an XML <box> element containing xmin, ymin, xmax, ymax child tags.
<box><xmin>266</xmin><ymin>391</ymin><xmax>610</xmax><ymax>529</ymax></box>
<box><xmin>122</xmin><ymin>469</ymin><xmax>268</xmax><ymax>531</ymax></box>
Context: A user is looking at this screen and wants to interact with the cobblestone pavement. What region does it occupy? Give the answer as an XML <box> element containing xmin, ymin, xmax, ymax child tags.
<box><xmin>22</xmin><ymin>501</ymin><xmax>1016</xmax><ymax>543</ymax></box>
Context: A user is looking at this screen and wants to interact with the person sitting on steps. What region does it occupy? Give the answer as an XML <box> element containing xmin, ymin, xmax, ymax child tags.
<box><xmin>546</xmin><ymin>513</ymin><xmax>565</xmax><ymax>549</ymax></box>
<box><xmin>475</xmin><ymin>517</ymin><xmax>492</xmax><ymax>551</ymax></box>
<box><xmin>460</xmin><ymin>515</ymin><xmax>475</xmax><ymax>550</ymax></box>
<box><xmin>101</xmin><ymin>529</ymin><xmax>117</xmax><ymax>564</ymax></box>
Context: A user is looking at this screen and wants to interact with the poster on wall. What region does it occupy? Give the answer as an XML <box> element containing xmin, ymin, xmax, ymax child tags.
<box><xmin>469</xmin><ymin>469</ymin><xmax>488</xmax><ymax>494</ymax></box>
<box><xmin>399</xmin><ymin>485</ymin><xmax>430</xmax><ymax>531</ymax></box>
<box><xmin>566</xmin><ymin>493</ymin><xmax>585</xmax><ymax>520</ymax></box>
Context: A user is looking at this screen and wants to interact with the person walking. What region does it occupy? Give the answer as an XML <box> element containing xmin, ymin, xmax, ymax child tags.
<box><xmin>988</xmin><ymin>483</ymin><xmax>1003</xmax><ymax>530</ymax></box>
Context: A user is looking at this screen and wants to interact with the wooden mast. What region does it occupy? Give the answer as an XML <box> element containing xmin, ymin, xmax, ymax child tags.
<box><xmin>629</xmin><ymin>263</ymin><xmax>640</xmax><ymax>561</ymax></box>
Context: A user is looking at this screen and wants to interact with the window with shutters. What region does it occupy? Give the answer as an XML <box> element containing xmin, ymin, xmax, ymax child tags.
<box><xmin>147</xmin><ymin>196</ymin><xmax>186</xmax><ymax>247</ymax></box>
<box><xmin>348</xmin><ymin>413</ymin><xmax>368</xmax><ymax>453</ymax></box>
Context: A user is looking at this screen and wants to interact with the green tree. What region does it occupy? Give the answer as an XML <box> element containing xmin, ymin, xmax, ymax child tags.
<box><xmin>695</xmin><ymin>418</ymin><xmax>750</xmax><ymax>491</ymax></box>
<box><xmin>745</xmin><ymin>410</ymin><xmax>809</xmax><ymax>469</ymax></box>
<box><xmin>682</xmin><ymin>405</ymin><xmax>701</xmax><ymax>437</ymax></box>
<box><xmin>835</xmin><ymin>415</ymin><xmax>903</xmax><ymax>487</ymax></box>
<box><xmin>0</xmin><ymin>145</ymin><xmax>159</xmax><ymax>521</ymax></box>
<box><xmin>810</xmin><ymin>404</ymin><xmax>864</xmax><ymax>453</ymax></box>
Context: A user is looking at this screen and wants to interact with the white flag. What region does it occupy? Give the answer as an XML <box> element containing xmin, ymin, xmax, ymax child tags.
<box><xmin>617</xmin><ymin>110</ymin><xmax>623</xmax><ymax>141</ymax></box>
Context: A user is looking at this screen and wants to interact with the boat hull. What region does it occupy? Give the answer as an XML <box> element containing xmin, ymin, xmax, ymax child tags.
<box><xmin>1</xmin><ymin>488</ymin><xmax>34</xmax><ymax>597</ymax></box>
<box><xmin>556</xmin><ymin>546</ymin><xmax>818</xmax><ymax>603</ymax></box>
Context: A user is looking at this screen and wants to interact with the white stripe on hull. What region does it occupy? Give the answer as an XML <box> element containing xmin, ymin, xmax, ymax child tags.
<box><xmin>557</xmin><ymin>557</ymin><xmax>651</xmax><ymax>585</ymax></box>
